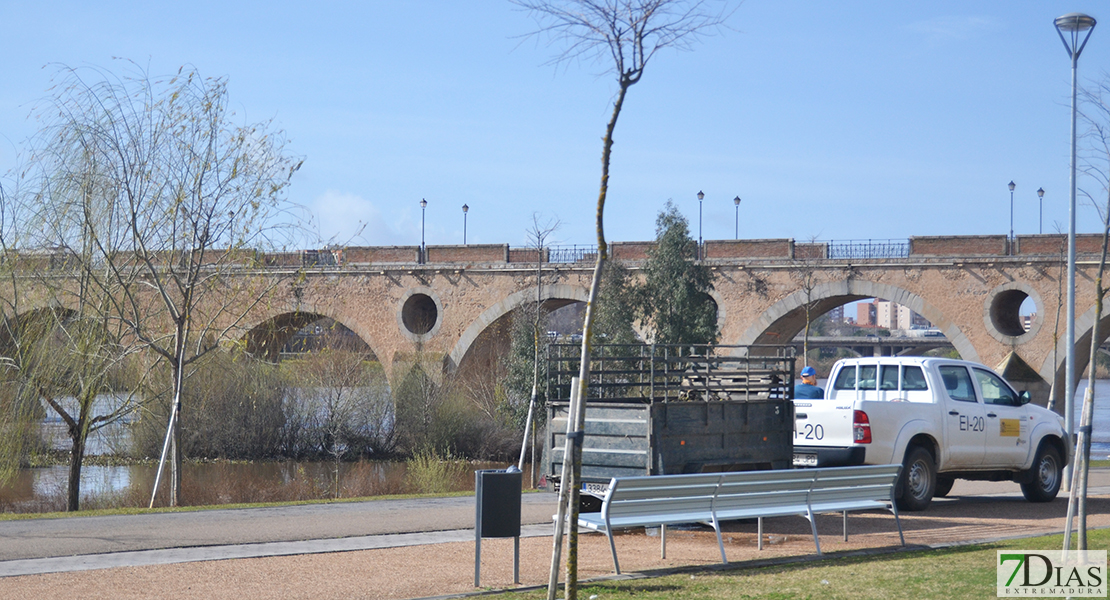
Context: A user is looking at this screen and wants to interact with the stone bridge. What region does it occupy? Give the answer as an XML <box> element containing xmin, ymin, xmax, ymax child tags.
<box><xmin>230</xmin><ymin>233</ymin><xmax>1110</xmax><ymax>404</ymax></box>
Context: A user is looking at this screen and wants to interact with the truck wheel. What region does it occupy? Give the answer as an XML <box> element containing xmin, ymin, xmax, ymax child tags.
<box><xmin>934</xmin><ymin>476</ymin><xmax>955</xmax><ymax>498</ymax></box>
<box><xmin>1020</xmin><ymin>444</ymin><xmax>1062</xmax><ymax>503</ymax></box>
<box><xmin>896</xmin><ymin>446</ymin><xmax>936</xmax><ymax>511</ymax></box>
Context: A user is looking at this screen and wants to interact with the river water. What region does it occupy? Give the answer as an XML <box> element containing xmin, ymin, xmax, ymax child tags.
<box><xmin>4</xmin><ymin>380</ymin><xmax>1110</xmax><ymax>513</ymax></box>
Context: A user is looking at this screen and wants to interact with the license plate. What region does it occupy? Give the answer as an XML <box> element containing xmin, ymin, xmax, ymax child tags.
<box><xmin>793</xmin><ymin>453</ymin><xmax>817</xmax><ymax>467</ymax></box>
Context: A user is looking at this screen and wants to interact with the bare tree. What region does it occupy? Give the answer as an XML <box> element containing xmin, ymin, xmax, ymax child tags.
<box><xmin>26</xmin><ymin>62</ymin><xmax>303</xmax><ymax>507</ymax></box>
<box><xmin>1063</xmin><ymin>76</ymin><xmax>1110</xmax><ymax>551</ymax></box>
<box><xmin>793</xmin><ymin>236</ymin><xmax>824</xmax><ymax>368</ymax></box>
<box><xmin>513</xmin><ymin>2</ymin><xmax>730</xmax><ymax>597</ymax></box>
<box><xmin>518</xmin><ymin>214</ymin><xmax>560</xmax><ymax>477</ymax></box>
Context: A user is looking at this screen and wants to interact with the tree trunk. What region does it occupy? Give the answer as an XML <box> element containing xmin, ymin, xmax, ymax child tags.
<box><xmin>66</xmin><ymin>425</ymin><xmax>88</xmax><ymax>512</ymax></box>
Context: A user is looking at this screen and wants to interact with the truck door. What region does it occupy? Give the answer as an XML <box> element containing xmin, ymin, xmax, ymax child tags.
<box><xmin>972</xmin><ymin>367</ymin><xmax>1029</xmax><ymax>467</ymax></box>
<box><xmin>937</xmin><ymin>365</ymin><xmax>985</xmax><ymax>468</ymax></box>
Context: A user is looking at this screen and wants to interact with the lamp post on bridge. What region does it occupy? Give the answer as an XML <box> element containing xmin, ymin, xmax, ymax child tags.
<box><xmin>697</xmin><ymin>190</ymin><xmax>704</xmax><ymax>260</ymax></box>
<box><xmin>1055</xmin><ymin>11</ymin><xmax>1096</xmax><ymax>493</ymax></box>
<box><xmin>733</xmin><ymin>196</ymin><xmax>741</xmax><ymax>239</ymax></box>
<box><xmin>420</xmin><ymin>198</ymin><xmax>427</xmax><ymax>263</ymax></box>
<box><xmin>1037</xmin><ymin>188</ymin><xmax>1045</xmax><ymax>235</ymax></box>
<box><xmin>462</xmin><ymin>204</ymin><xmax>469</xmax><ymax>245</ymax></box>
<box><xmin>1008</xmin><ymin>181</ymin><xmax>1016</xmax><ymax>249</ymax></box>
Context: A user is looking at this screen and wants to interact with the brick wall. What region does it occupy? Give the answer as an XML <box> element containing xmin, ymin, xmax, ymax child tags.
<box><xmin>610</xmin><ymin>241</ymin><xmax>656</xmax><ymax>261</ymax></box>
<box><xmin>909</xmin><ymin>235</ymin><xmax>1008</xmax><ymax>256</ymax></box>
<box><xmin>344</xmin><ymin>246</ymin><xmax>421</xmax><ymax>264</ymax></box>
<box><xmin>508</xmin><ymin>248</ymin><xmax>548</xmax><ymax>263</ymax></box>
<box><xmin>425</xmin><ymin>244</ymin><xmax>508</xmax><ymax>263</ymax></box>
<box><xmin>1016</xmin><ymin>234</ymin><xmax>1103</xmax><ymax>255</ymax></box>
<box><xmin>793</xmin><ymin>243</ymin><xmax>828</xmax><ymax>260</ymax></box>
<box><xmin>704</xmin><ymin>239</ymin><xmax>792</xmax><ymax>258</ymax></box>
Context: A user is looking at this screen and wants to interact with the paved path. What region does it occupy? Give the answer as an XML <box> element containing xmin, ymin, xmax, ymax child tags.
<box><xmin>0</xmin><ymin>493</ymin><xmax>560</xmax><ymax>575</ymax></box>
<box><xmin>2</xmin><ymin>471</ymin><xmax>1108</xmax><ymax>579</ymax></box>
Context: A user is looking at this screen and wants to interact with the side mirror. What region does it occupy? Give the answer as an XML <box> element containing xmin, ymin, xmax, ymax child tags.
<box><xmin>1018</xmin><ymin>391</ymin><xmax>1031</xmax><ymax>406</ymax></box>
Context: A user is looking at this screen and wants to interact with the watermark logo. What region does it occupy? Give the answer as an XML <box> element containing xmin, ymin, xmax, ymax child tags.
<box><xmin>997</xmin><ymin>550</ymin><xmax>1107</xmax><ymax>597</ymax></box>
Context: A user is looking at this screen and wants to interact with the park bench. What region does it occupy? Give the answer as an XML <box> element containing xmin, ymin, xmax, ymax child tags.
<box><xmin>573</xmin><ymin>464</ymin><xmax>905</xmax><ymax>574</ymax></box>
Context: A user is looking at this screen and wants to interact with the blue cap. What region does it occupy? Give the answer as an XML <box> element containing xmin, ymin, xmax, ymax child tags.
<box><xmin>801</xmin><ymin>366</ymin><xmax>816</xmax><ymax>377</ymax></box>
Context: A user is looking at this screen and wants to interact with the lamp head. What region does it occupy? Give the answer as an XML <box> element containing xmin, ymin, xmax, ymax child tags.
<box><xmin>1038</xmin><ymin>188</ymin><xmax>1045</xmax><ymax>198</ymax></box>
<box><xmin>462</xmin><ymin>204</ymin><xmax>469</xmax><ymax>213</ymax></box>
<box><xmin>733</xmin><ymin>196</ymin><xmax>741</xmax><ymax>206</ymax></box>
<box><xmin>697</xmin><ymin>190</ymin><xmax>704</xmax><ymax>201</ymax></box>
<box><xmin>420</xmin><ymin>198</ymin><xmax>427</xmax><ymax>209</ymax></box>
<box><xmin>1056</xmin><ymin>13</ymin><xmax>1096</xmax><ymax>32</ymax></box>
<box><xmin>1008</xmin><ymin>181</ymin><xmax>1016</xmax><ymax>192</ymax></box>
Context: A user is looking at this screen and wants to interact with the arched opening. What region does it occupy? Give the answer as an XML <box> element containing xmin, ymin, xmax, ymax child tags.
<box><xmin>245</xmin><ymin>312</ymin><xmax>378</xmax><ymax>363</ymax></box>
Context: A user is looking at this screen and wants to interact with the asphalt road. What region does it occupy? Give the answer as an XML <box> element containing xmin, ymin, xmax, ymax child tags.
<box><xmin>3</xmin><ymin>470</ymin><xmax>1108</xmax><ymax>566</ymax></box>
<box><xmin>0</xmin><ymin>492</ymin><xmax>560</xmax><ymax>562</ymax></box>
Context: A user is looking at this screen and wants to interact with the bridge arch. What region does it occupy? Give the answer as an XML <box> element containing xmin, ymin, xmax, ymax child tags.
<box><xmin>734</xmin><ymin>279</ymin><xmax>981</xmax><ymax>363</ymax></box>
<box><xmin>243</xmin><ymin>311</ymin><xmax>383</xmax><ymax>365</ymax></box>
<box><xmin>448</xmin><ymin>283</ymin><xmax>590</xmax><ymax>371</ymax></box>
<box><xmin>1042</xmin><ymin>300</ymin><xmax>1110</xmax><ymax>397</ymax></box>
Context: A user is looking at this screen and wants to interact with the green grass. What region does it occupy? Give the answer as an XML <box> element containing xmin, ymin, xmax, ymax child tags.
<box><xmin>507</xmin><ymin>529</ymin><xmax>1110</xmax><ymax>600</ymax></box>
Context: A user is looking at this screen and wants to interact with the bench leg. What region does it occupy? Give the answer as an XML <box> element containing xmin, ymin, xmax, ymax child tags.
<box><xmin>757</xmin><ymin>517</ymin><xmax>763</xmax><ymax>551</ymax></box>
<box><xmin>890</xmin><ymin>505</ymin><xmax>906</xmax><ymax>546</ymax></box>
<box><xmin>807</xmin><ymin>508</ymin><xmax>822</xmax><ymax>556</ymax></box>
<box><xmin>607</xmin><ymin>529</ymin><xmax>621</xmax><ymax>575</ymax></box>
<box><xmin>661</xmin><ymin>523</ymin><xmax>666</xmax><ymax>559</ymax></box>
<box><xmin>712</xmin><ymin>517</ymin><xmax>727</xmax><ymax>564</ymax></box>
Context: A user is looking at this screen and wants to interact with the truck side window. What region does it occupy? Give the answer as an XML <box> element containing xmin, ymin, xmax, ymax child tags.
<box><xmin>902</xmin><ymin>366</ymin><xmax>928</xmax><ymax>391</ymax></box>
<box><xmin>974</xmin><ymin>368</ymin><xmax>1019</xmax><ymax>406</ymax></box>
<box><xmin>880</xmin><ymin>365</ymin><xmax>899</xmax><ymax>390</ymax></box>
<box><xmin>939</xmin><ymin>365</ymin><xmax>976</xmax><ymax>402</ymax></box>
<box><xmin>833</xmin><ymin>366</ymin><xmax>857</xmax><ymax>390</ymax></box>
<box><xmin>858</xmin><ymin>365</ymin><xmax>877</xmax><ymax>390</ymax></box>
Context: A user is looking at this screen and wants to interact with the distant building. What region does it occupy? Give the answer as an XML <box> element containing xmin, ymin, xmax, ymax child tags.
<box><xmin>857</xmin><ymin>301</ymin><xmax>878</xmax><ymax>327</ymax></box>
<box><xmin>857</xmin><ymin>299</ymin><xmax>931</xmax><ymax>331</ymax></box>
<box><xmin>1022</xmin><ymin>313</ymin><xmax>1036</xmax><ymax>331</ymax></box>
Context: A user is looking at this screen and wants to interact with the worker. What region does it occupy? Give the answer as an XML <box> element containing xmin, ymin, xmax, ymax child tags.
<box><xmin>794</xmin><ymin>365</ymin><xmax>824</xmax><ymax>399</ymax></box>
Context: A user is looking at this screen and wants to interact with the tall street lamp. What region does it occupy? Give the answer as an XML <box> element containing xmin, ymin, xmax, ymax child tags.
<box><xmin>697</xmin><ymin>190</ymin><xmax>704</xmax><ymax>260</ymax></box>
<box><xmin>420</xmin><ymin>198</ymin><xmax>427</xmax><ymax>263</ymax></box>
<box><xmin>462</xmin><ymin>204</ymin><xmax>469</xmax><ymax>245</ymax></box>
<box><xmin>1055</xmin><ymin>11</ymin><xmax>1095</xmax><ymax>490</ymax></box>
<box><xmin>733</xmin><ymin>196</ymin><xmax>741</xmax><ymax>240</ymax></box>
<box><xmin>1008</xmin><ymin>181</ymin><xmax>1016</xmax><ymax>248</ymax></box>
<box><xmin>1037</xmin><ymin>188</ymin><xmax>1045</xmax><ymax>235</ymax></box>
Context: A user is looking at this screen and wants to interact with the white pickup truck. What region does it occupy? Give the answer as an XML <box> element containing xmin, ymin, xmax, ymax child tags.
<box><xmin>792</xmin><ymin>356</ymin><xmax>1069</xmax><ymax>511</ymax></box>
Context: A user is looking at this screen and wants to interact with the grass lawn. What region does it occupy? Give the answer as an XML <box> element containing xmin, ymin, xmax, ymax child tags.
<box><xmin>508</xmin><ymin>528</ymin><xmax>1109</xmax><ymax>600</ymax></box>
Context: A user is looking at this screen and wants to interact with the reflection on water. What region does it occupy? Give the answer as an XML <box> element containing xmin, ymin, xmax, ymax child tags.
<box><xmin>7</xmin><ymin>378</ymin><xmax>1110</xmax><ymax>513</ymax></box>
<box><xmin>0</xmin><ymin>460</ymin><xmax>534</xmax><ymax>513</ymax></box>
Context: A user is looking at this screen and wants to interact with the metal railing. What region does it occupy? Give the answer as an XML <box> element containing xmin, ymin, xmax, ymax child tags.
<box><xmin>546</xmin><ymin>245</ymin><xmax>598</xmax><ymax>263</ymax></box>
<box><xmin>826</xmin><ymin>239</ymin><xmax>910</xmax><ymax>260</ymax></box>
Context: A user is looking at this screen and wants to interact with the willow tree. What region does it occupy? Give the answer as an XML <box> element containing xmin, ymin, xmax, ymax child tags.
<box><xmin>513</xmin><ymin>2</ymin><xmax>730</xmax><ymax>598</ymax></box>
<box><xmin>27</xmin><ymin>63</ymin><xmax>302</xmax><ymax>507</ymax></box>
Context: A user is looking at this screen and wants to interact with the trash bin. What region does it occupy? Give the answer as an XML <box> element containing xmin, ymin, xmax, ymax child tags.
<box><xmin>474</xmin><ymin>468</ymin><xmax>522</xmax><ymax>586</ymax></box>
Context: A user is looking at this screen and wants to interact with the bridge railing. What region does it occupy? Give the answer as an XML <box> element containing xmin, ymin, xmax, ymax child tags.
<box><xmin>826</xmin><ymin>239</ymin><xmax>910</xmax><ymax>260</ymax></box>
<box><xmin>546</xmin><ymin>245</ymin><xmax>598</xmax><ymax>263</ymax></box>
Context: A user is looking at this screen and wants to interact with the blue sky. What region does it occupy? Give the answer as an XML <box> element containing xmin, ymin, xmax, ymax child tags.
<box><xmin>1</xmin><ymin>1</ymin><xmax>1109</xmax><ymax>249</ymax></box>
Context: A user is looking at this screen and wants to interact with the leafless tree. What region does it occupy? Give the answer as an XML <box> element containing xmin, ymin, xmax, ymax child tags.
<box><xmin>793</xmin><ymin>236</ymin><xmax>824</xmax><ymax>368</ymax></box>
<box><xmin>25</xmin><ymin>62</ymin><xmax>303</xmax><ymax>507</ymax></box>
<box><xmin>1064</xmin><ymin>76</ymin><xmax>1110</xmax><ymax>551</ymax></box>
<box><xmin>518</xmin><ymin>214</ymin><xmax>560</xmax><ymax>477</ymax></box>
<box><xmin>513</xmin><ymin>2</ymin><xmax>731</xmax><ymax>597</ymax></box>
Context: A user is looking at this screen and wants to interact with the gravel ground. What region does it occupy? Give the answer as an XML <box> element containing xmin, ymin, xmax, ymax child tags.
<box><xmin>1</xmin><ymin>486</ymin><xmax>1108</xmax><ymax>600</ymax></box>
